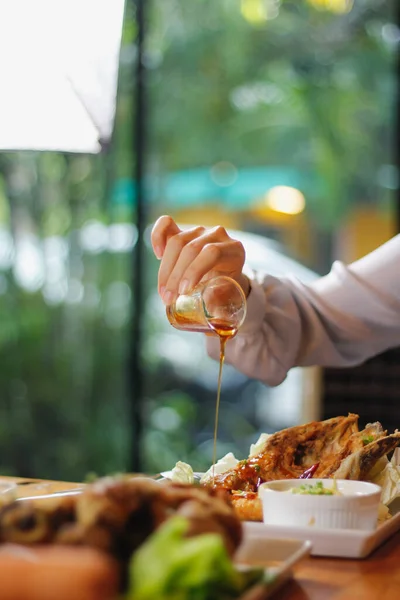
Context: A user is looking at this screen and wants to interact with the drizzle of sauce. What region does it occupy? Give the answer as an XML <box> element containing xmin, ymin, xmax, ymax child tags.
<box><xmin>208</xmin><ymin>320</ymin><xmax>237</xmax><ymax>483</ymax></box>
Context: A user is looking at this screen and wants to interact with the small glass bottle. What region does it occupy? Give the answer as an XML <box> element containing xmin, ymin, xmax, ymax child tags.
<box><xmin>166</xmin><ymin>275</ymin><xmax>247</xmax><ymax>337</ymax></box>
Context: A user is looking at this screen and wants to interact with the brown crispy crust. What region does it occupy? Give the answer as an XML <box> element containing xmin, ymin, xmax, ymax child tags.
<box><xmin>0</xmin><ymin>476</ymin><xmax>243</xmax><ymax>561</ymax></box>
<box><xmin>207</xmin><ymin>414</ymin><xmax>400</xmax><ymax>493</ymax></box>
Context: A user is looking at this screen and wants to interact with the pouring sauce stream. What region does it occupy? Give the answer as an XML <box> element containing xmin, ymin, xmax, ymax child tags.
<box><xmin>208</xmin><ymin>319</ymin><xmax>238</xmax><ymax>482</ymax></box>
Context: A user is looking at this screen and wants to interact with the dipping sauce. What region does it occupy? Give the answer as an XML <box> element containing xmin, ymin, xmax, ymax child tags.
<box><xmin>291</xmin><ymin>481</ymin><xmax>341</xmax><ymax>496</ymax></box>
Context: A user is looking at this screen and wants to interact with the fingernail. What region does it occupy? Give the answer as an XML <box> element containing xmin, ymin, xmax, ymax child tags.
<box><xmin>159</xmin><ymin>285</ymin><xmax>166</xmax><ymax>298</ymax></box>
<box><xmin>163</xmin><ymin>290</ymin><xmax>174</xmax><ymax>305</ymax></box>
<box><xmin>154</xmin><ymin>246</ymin><xmax>163</xmax><ymax>260</ymax></box>
<box><xmin>179</xmin><ymin>280</ymin><xmax>190</xmax><ymax>295</ymax></box>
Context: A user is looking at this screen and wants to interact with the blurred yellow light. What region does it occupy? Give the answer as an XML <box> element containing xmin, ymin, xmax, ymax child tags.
<box><xmin>241</xmin><ymin>0</ymin><xmax>267</xmax><ymax>24</ymax></box>
<box><xmin>266</xmin><ymin>186</ymin><xmax>306</xmax><ymax>215</ymax></box>
<box><xmin>307</xmin><ymin>0</ymin><xmax>353</xmax><ymax>14</ymax></box>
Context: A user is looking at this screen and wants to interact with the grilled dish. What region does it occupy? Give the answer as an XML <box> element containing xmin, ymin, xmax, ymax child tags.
<box><xmin>0</xmin><ymin>476</ymin><xmax>242</xmax><ymax>562</ymax></box>
<box><xmin>0</xmin><ymin>478</ymin><xmax>250</xmax><ymax>599</ymax></box>
<box><xmin>205</xmin><ymin>414</ymin><xmax>400</xmax><ymax>521</ymax></box>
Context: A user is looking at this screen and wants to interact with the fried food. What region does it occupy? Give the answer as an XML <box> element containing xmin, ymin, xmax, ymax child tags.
<box><xmin>0</xmin><ymin>476</ymin><xmax>242</xmax><ymax>562</ymax></box>
<box><xmin>333</xmin><ymin>434</ymin><xmax>400</xmax><ymax>480</ymax></box>
<box><xmin>202</xmin><ymin>414</ymin><xmax>400</xmax><ymax>521</ymax></box>
<box><xmin>0</xmin><ymin>494</ymin><xmax>76</xmax><ymax>545</ymax></box>
<box><xmin>230</xmin><ymin>492</ymin><xmax>263</xmax><ymax>522</ymax></box>
<box><xmin>207</xmin><ymin>414</ymin><xmax>400</xmax><ymax>494</ymax></box>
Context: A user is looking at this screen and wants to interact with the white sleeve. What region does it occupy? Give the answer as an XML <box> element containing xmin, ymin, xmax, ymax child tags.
<box><xmin>206</xmin><ymin>235</ymin><xmax>400</xmax><ymax>386</ymax></box>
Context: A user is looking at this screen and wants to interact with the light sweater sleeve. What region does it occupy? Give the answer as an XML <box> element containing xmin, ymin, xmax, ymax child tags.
<box><xmin>206</xmin><ymin>235</ymin><xmax>400</xmax><ymax>386</ymax></box>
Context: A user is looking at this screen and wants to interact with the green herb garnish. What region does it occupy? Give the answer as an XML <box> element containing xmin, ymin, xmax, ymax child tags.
<box><xmin>362</xmin><ymin>435</ymin><xmax>375</xmax><ymax>446</ymax></box>
<box><xmin>292</xmin><ymin>481</ymin><xmax>335</xmax><ymax>495</ymax></box>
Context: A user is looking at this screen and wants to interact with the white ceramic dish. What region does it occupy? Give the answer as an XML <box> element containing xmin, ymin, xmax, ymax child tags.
<box><xmin>259</xmin><ymin>479</ymin><xmax>381</xmax><ymax>531</ymax></box>
<box><xmin>244</xmin><ymin>499</ymin><xmax>400</xmax><ymax>559</ymax></box>
<box><xmin>234</xmin><ymin>536</ymin><xmax>311</xmax><ymax>597</ymax></box>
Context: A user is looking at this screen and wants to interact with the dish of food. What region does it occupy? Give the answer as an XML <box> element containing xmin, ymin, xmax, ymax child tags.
<box><xmin>0</xmin><ymin>475</ymin><xmax>309</xmax><ymax>599</ymax></box>
<box><xmin>211</xmin><ymin>414</ymin><xmax>400</xmax><ymax>521</ymax></box>
<box><xmin>1</xmin><ymin>411</ymin><xmax>399</xmax><ymax>579</ymax></box>
<box><xmin>165</xmin><ymin>414</ymin><xmax>400</xmax><ymax>523</ymax></box>
<box><xmin>259</xmin><ymin>479</ymin><xmax>382</xmax><ymax>530</ymax></box>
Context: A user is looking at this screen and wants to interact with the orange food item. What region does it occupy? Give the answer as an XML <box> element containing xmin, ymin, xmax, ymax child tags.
<box><xmin>0</xmin><ymin>545</ymin><xmax>119</xmax><ymax>600</ymax></box>
<box><xmin>230</xmin><ymin>492</ymin><xmax>263</xmax><ymax>522</ymax></box>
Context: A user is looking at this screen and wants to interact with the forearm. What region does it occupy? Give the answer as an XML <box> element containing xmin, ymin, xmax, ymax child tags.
<box><xmin>206</xmin><ymin>235</ymin><xmax>400</xmax><ymax>385</ymax></box>
<box><xmin>206</xmin><ymin>274</ymin><xmax>304</xmax><ymax>387</ymax></box>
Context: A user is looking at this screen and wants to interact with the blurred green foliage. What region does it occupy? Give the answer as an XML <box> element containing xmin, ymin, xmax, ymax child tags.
<box><xmin>146</xmin><ymin>0</ymin><xmax>397</xmax><ymax>225</ymax></box>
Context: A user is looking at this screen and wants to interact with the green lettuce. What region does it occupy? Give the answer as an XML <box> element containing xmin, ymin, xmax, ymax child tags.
<box><xmin>126</xmin><ymin>516</ymin><xmax>263</xmax><ymax>600</ymax></box>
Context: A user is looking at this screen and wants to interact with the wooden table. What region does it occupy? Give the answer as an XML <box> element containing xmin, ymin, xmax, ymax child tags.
<box><xmin>274</xmin><ymin>530</ymin><xmax>400</xmax><ymax>600</ymax></box>
<box><xmin>0</xmin><ymin>475</ymin><xmax>82</xmax><ymax>496</ymax></box>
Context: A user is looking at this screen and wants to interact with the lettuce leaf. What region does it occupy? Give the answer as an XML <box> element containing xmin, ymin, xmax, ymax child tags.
<box><xmin>126</xmin><ymin>516</ymin><xmax>262</xmax><ymax>600</ymax></box>
<box><xmin>370</xmin><ymin>449</ymin><xmax>400</xmax><ymax>508</ymax></box>
<box><xmin>200</xmin><ymin>453</ymin><xmax>239</xmax><ymax>484</ymax></box>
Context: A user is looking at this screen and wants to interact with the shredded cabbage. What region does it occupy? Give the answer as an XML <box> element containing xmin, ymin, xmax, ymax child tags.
<box><xmin>249</xmin><ymin>433</ymin><xmax>271</xmax><ymax>457</ymax></box>
<box><xmin>167</xmin><ymin>432</ymin><xmax>271</xmax><ymax>485</ymax></box>
<box><xmin>167</xmin><ymin>461</ymin><xmax>195</xmax><ymax>484</ymax></box>
<box><xmin>370</xmin><ymin>449</ymin><xmax>400</xmax><ymax>508</ymax></box>
<box><xmin>200</xmin><ymin>453</ymin><xmax>239</xmax><ymax>484</ymax></box>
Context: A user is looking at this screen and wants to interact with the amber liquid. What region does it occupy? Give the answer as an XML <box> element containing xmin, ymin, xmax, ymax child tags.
<box><xmin>166</xmin><ymin>305</ymin><xmax>211</xmax><ymax>333</ymax></box>
<box><xmin>166</xmin><ymin>306</ymin><xmax>238</xmax><ymax>483</ymax></box>
<box><xmin>208</xmin><ymin>320</ymin><xmax>238</xmax><ymax>482</ymax></box>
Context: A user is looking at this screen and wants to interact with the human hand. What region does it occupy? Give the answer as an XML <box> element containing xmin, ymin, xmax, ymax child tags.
<box><xmin>151</xmin><ymin>215</ymin><xmax>249</xmax><ymax>305</ymax></box>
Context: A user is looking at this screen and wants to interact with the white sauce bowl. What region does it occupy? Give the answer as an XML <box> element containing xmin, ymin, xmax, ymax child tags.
<box><xmin>259</xmin><ymin>479</ymin><xmax>382</xmax><ymax>531</ymax></box>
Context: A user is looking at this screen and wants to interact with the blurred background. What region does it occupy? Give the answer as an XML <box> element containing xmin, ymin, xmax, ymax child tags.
<box><xmin>0</xmin><ymin>0</ymin><xmax>398</xmax><ymax>480</ymax></box>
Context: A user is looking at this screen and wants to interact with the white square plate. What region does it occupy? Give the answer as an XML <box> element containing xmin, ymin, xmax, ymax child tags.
<box><xmin>243</xmin><ymin>507</ymin><xmax>400</xmax><ymax>559</ymax></box>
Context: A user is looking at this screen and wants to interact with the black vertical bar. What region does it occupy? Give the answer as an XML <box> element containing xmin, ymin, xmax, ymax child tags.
<box><xmin>396</xmin><ymin>0</ymin><xmax>400</xmax><ymax>234</ymax></box>
<box><xmin>129</xmin><ymin>0</ymin><xmax>147</xmax><ymax>472</ymax></box>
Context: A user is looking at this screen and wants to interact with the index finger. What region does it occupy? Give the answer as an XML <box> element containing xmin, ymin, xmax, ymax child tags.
<box><xmin>151</xmin><ymin>215</ymin><xmax>181</xmax><ymax>259</ymax></box>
